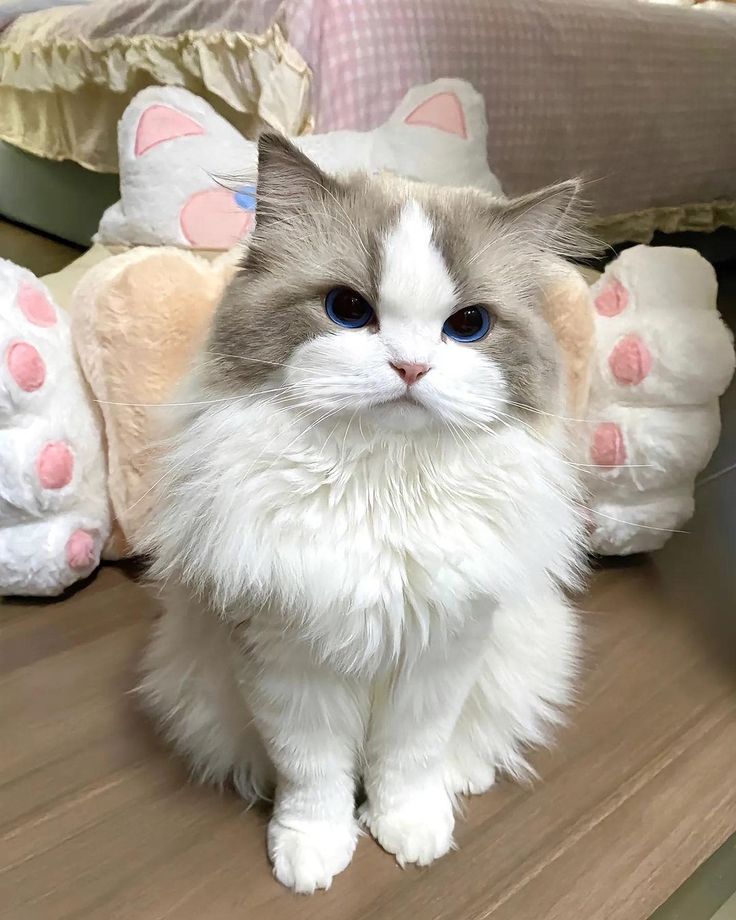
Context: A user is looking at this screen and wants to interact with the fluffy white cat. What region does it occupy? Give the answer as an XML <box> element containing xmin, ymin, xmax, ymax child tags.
<box><xmin>138</xmin><ymin>135</ymin><xmax>590</xmax><ymax>893</ymax></box>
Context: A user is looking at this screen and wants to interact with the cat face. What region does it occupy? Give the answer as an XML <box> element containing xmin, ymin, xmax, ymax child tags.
<box><xmin>208</xmin><ymin>135</ymin><xmax>586</xmax><ymax>435</ymax></box>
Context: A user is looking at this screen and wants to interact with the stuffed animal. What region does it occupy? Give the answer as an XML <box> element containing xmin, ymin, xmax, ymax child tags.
<box><xmin>558</xmin><ymin>247</ymin><xmax>733</xmax><ymax>554</ymax></box>
<box><xmin>0</xmin><ymin>79</ymin><xmax>732</xmax><ymax>595</ymax></box>
<box><xmin>97</xmin><ymin>80</ymin><xmax>503</xmax><ymax>249</ymax></box>
<box><xmin>0</xmin><ymin>258</ymin><xmax>110</xmax><ymax>595</ymax></box>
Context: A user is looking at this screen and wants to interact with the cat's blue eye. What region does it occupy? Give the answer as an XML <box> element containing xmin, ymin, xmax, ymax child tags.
<box><xmin>325</xmin><ymin>288</ymin><xmax>374</xmax><ymax>329</ymax></box>
<box><xmin>442</xmin><ymin>306</ymin><xmax>492</xmax><ymax>343</ymax></box>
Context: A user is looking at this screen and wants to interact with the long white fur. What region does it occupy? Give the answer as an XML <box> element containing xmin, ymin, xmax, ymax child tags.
<box><xmin>139</xmin><ymin>200</ymin><xmax>586</xmax><ymax>893</ymax></box>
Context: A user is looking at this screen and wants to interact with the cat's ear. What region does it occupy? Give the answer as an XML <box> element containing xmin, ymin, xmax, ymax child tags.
<box><xmin>499</xmin><ymin>179</ymin><xmax>595</xmax><ymax>260</ymax></box>
<box><xmin>255</xmin><ymin>132</ymin><xmax>336</xmax><ymax>228</ymax></box>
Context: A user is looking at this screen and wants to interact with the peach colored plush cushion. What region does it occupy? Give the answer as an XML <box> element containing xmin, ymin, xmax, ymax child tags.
<box><xmin>69</xmin><ymin>247</ymin><xmax>238</xmax><ymax>554</ymax></box>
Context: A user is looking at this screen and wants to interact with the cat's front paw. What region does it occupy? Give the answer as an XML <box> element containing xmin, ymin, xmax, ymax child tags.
<box><xmin>267</xmin><ymin>816</ymin><xmax>358</xmax><ymax>894</ymax></box>
<box><xmin>360</xmin><ymin>791</ymin><xmax>455</xmax><ymax>867</ymax></box>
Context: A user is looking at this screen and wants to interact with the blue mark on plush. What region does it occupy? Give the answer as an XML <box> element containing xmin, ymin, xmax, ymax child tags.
<box><xmin>234</xmin><ymin>185</ymin><xmax>257</xmax><ymax>211</ymax></box>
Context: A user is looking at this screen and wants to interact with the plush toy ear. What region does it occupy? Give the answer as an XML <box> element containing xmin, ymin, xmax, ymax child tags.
<box><xmin>255</xmin><ymin>132</ymin><xmax>337</xmax><ymax>228</ymax></box>
<box><xmin>135</xmin><ymin>104</ymin><xmax>205</xmax><ymax>157</ymax></box>
<box><xmin>404</xmin><ymin>91</ymin><xmax>467</xmax><ymax>138</ymax></box>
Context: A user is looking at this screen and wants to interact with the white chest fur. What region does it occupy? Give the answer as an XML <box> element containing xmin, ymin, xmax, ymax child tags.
<box><xmin>151</xmin><ymin>400</ymin><xmax>583</xmax><ymax>674</ymax></box>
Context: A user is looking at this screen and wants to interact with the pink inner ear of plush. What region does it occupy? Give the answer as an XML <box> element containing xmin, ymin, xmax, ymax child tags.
<box><xmin>135</xmin><ymin>105</ymin><xmax>205</xmax><ymax>157</ymax></box>
<box><xmin>404</xmin><ymin>92</ymin><xmax>467</xmax><ymax>138</ymax></box>
<box><xmin>179</xmin><ymin>188</ymin><xmax>255</xmax><ymax>248</ymax></box>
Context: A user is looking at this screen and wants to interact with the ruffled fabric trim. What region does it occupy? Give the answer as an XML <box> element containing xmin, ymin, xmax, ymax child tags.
<box><xmin>592</xmin><ymin>200</ymin><xmax>736</xmax><ymax>244</ymax></box>
<box><xmin>0</xmin><ymin>22</ymin><xmax>307</xmax><ymax>105</ymax></box>
<box><xmin>0</xmin><ymin>22</ymin><xmax>312</xmax><ymax>170</ymax></box>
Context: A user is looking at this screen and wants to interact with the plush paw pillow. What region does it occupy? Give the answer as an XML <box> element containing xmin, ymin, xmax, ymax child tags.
<box><xmin>584</xmin><ymin>246</ymin><xmax>734</xmax><ymax>554</ymax></box>
<box><xmin>96</xmin><ymin>79</ymin><xmax>503</xmax><ymax>249</ymax></box>
<box><xmin>0</xmin><ymin>258</ymin><xmax>110</xmax><ymax>596</ymax></box>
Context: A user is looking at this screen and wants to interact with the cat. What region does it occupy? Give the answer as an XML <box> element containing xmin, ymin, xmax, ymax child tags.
<box><xmin>138</xmin><ymin>133</ymin><xmax>589</xmax><ymax>893</ymax></box>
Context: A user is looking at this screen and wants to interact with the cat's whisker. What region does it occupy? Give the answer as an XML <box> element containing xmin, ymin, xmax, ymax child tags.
<box><xmin>339</xmin><ymin>407</ymin><xmax>360</xmax><ymax>456</ymax></box>
<box><xmin>569</xmin><ymin>499</ymin><xmax>690</xmax><ymax>536</ymax></box>
<box><xmin>447</xmin><ymin>419</ymin><xmax>487</xmax><ymax>468</ymax></box>
<box><xmin>206</xmin><ymin>352</ymin><xmax>308</xmax><ymax>371</ymax></box>
<box><xmin>125</xmin><ymin>392</ymin><xmax>335</xmax><ymax>514</ymax></box>
<box><xmin>96</xmin><ymin>389</ymin><xmax>291</xmax><ymax>410</ymax></box>
<box><xmin>320</xmin><ymin>412</ymin><xmax>348</xmax><ymax>456</ymax></box>
<box><xmin>464</xmin><ymin>414</ymin><xmax>682</xmax><ymax>536</ymax></box>
<box><xmin>466</xmin><ymin>412</ymin><xmax>599</xmax><ymax>476</ymax></box>
<box><xmin>210</xmin><ymin>401</ymin><xmax>348</xmax><ymax>533</ymax></box>
<box><xmin>238</xmin><ymin>399</ymin><xmax>355</xmax><ymax>489</ymax></box>
<box><xmin>165</xmin><ymin>399</ymin><xmax>349</xmax><ymax>502</ymax></box>
<box><xmin>123</xmin><ymin>447</ymin><xmax>195</xmax><ymax>519</ymax></box>
<box><xmin>471</xmin><ymin>390</ymin><xmax>640</xmax><ymax>429</ymax></box>
<box><xmin>467</xmin><ymin>405</ymin><xmax>655</xmax><ymax>474</ymax></box>
<box><xmin>203</xmin><ymin>354</ymin><xmax>361</xmax><ymax>391</ymax></box>
<box><xmin>442</xmin><ymin>420</ymin><xmax>463</xmax><ymax>454</ymax></box>
<box><xmin>464</xmin><ymin>411</ymin><xmax>684</xmax><ymax>536</ymax></box>
<box><xmin>94</xmin><ymin>381</ymin><xmax>317</xmax><ymax>411</ymax></box>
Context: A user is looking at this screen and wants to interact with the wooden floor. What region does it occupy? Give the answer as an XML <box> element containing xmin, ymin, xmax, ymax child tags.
<box><xmin>1</xmin><ymin>226</ymin><xmax>735</xmax><ymax>919</ymax></box>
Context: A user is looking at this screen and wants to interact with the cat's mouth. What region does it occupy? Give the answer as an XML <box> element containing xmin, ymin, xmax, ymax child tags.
<box><xmin>377</xmin><ymin>389</ymin><xmax>431</xmax><ymax>416</ymax></box>
<box><xmin>384</xmin><ymin>389</ymin><xmax>421</xmax><ymax>408</ymax></box>
<box><xmin>365</xmin><ymin>387</ymin><xmax>431</xmax><ymax>420</ymax></box>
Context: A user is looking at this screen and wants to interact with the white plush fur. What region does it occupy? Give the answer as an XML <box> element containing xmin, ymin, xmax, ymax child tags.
<box><xmin>98</xmin><ymin>79</ymin><xmax>502</xmax><ymax>249</ymax></box>
<box><xmin>586</xmin><ymin>246</ymin><xmax>735</xmax><ymax>554</ymax></box>
<box><xmin>0</xmin><ymin>258</ymin><xmax>110</xmax><ymax>596</ymax></box>
<box><xmin>139</xmin><ymin>194</ymin><xmax>586</xmax><ymax>893</ymax></box>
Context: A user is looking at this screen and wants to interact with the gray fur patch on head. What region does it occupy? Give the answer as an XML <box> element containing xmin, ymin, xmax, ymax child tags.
<box><xmin>417</xmin><ymin>183</ymin><xmax>588</xmax><ymax>416</ymax></box>
<box><xmin>206</xmin><ymin>133</ymin><xmax>590</xmax><ymax>423</ymax></box>
<box><xmin>208</xmin><ymin>134</ymin><xmax>400</xmax><ymax>388</ymax></box>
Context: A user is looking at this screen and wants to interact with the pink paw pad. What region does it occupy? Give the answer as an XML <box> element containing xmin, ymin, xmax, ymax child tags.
<box><xmin>594</xmin><ymin>277</ymin><xmax>628</xmax><ymax>316</ymax></box>
<box><xmin>608</xmin><ymin>335</ymin><xmax>652</xmax><ymax>385</ymax></box>
<box><xmin>6</xmin><ymin>341</ymin><xmax>45</xmax><ymax>391</ymax></box>
<box><xmin>591</xmin><ymin>422</ymin><xmax>627</xmax><ymax>467</ymax></box>
<box><xmin>17</xmin><ymin>283</ymin><xmax>56</xmax><ymax>327</ymax></box>
<box><xmin>36</xmin><ymin>441</ymin><xmax>74</xmax><ymax>489</ymax></box>
<box><xmin>65</xmin><ymin>529</ymin><xmax>96</xmax><ymax>570</ymax></box>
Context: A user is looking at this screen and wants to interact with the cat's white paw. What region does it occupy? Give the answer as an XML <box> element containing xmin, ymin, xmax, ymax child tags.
<box><xmin>360</xmin><ymin>792</ymin><xmax>455</xmax><ymax>867</ymax></box>
<box><xmin>267</xmin><ymin>816</ymin><xmax>358</xmax><ymax>894</ymax></box>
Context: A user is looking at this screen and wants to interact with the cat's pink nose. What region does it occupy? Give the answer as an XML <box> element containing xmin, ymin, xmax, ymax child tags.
<box><xmin>390</xmin><ymin>361</ymin><xmax>430</xmax><ymax>386</ymax></box>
